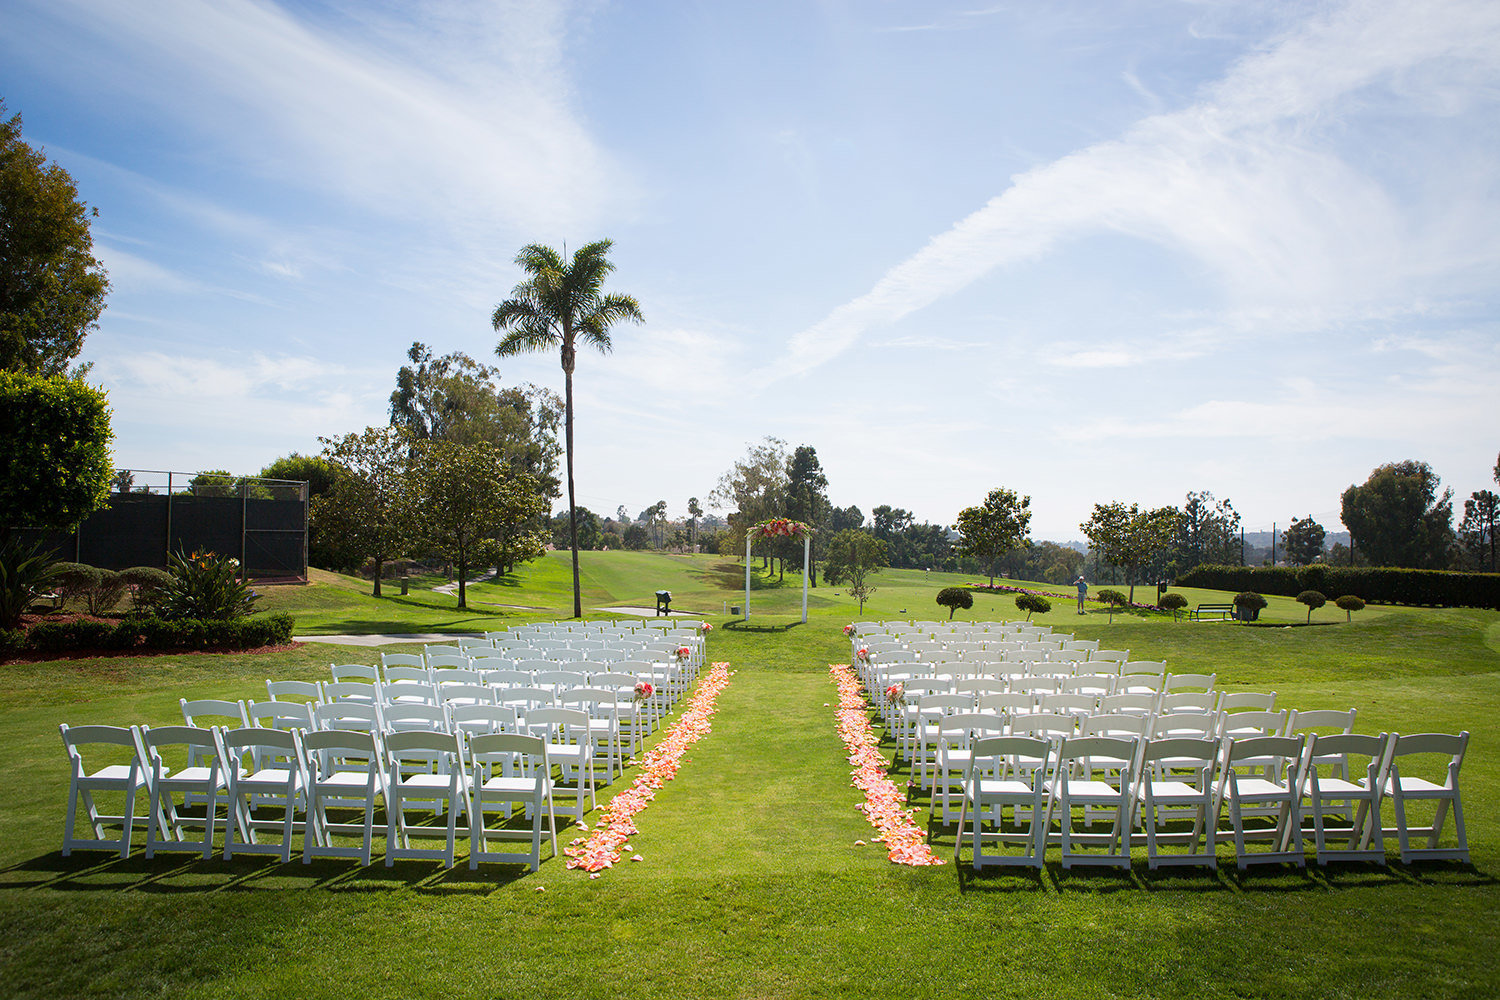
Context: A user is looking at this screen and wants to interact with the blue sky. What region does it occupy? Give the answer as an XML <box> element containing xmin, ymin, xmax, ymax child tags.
<box><xmin>3</xmin><ymin>0</ymin><xmax>1497</xmax><ymax>540</ymax></box>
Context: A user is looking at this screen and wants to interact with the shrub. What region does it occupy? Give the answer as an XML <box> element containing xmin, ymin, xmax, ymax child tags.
<box><xmin>1296</xmin><ymin>590</ymin><xmax>1327</xmax><ymax>623</ymax></box>
<box><xmin>1095</xmin><ymin>588</ymin><xmax>1128</xmax><ymax>623</ymax></box>
<box><xmin>1014</xmin><ymin>593</ymin><xmax>1051</xmax><ymax>621</ymax></box>
<box><xmin>0</xmin><ymin>537</ymin><xmax>62</xmax><ymax>629</ymax></box>
<box><xmin>1159</xmin><ymin>593</ymin><xmax>1189</xmax><ymax>620</ymax></box>
<box><xmin>117</xmin><ymin>566</ymin><xmax>172</xmax><ymax>610</ymax></box>
<box><xmin>49</xmin><ymin>562</ymin><xmax>101</xmax><ymax>606</ymax></box>
<box><xmin>155</xmin><ymin>550</ymin><xmax>260</xmax><ymax>620</ymax></box>
<box><xmin>1335</xmin><ymin>594</ymin><xmax>1366</xmax><ymax>622</ymax></box>
<box><xmin>1177</xmin><ymin>563</ymin><xmax>1500</xmax><ymax>610</ymax></box>
<box><xmin>936</xmin><ymin>587</ymin><xmax>974</xmax><ymax>619</ymax></box>
<box><xmin>18</xmin><ymin>612</ymin><xmax>294</xmax><ymax>655</ymax></box>
<box><xmin>1298</xmin><ymin>565</ymin><xmax>1328</xmax><ymax>593</ymax></box>
<box><xmin>1234</xmin><ymin>591</ymin><xmax>1267</xmax><ymax>609</ymax></box>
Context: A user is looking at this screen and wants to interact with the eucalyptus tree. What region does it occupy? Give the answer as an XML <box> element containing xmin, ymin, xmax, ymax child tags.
<box><xmin>492</xmin><ymin>240</ymin><xmax>643</xmax><ymax>618</ymax></box>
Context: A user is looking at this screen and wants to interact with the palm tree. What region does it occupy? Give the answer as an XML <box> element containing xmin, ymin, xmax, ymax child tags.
<box><xmin>492</xmin><ymin>240</ymin><xmax>643</xmax><ymax>618</ymax></box>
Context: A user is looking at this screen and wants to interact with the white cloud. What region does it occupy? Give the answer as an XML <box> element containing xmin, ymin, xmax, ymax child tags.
<box><xmin>769</xmin><ymin>0</ymin><xmax>1500</xmax><ymax>378</ymax></box>
<box><xmin>26</xmin><ymin>0</ymin><xmax>628</xmax><ymax>238</ymax></box>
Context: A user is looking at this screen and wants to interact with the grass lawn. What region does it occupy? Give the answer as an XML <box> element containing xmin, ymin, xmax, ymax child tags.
<box><xmin>2</xmin><ymin>552</ymin><xmax>1496</xmax><ymax>998</ymax></box>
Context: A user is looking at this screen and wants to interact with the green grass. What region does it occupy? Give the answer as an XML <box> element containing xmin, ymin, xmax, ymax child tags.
<box><xmin>2</xmin><ymin>553</ymin><xmax>1497</xmax><ymax>998</ymax></box>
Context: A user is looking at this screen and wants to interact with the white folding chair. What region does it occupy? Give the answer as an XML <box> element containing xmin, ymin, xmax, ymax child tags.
<box><xmin>220</xmin><ymin>726</ymin><xmax>308</xmax><ymax>862</ymax></box>
<box><xmin>141</xmin><ymin>725</ymin><xmax>228</xmax><ymax>860</ymax></box>
<box><xmin>1043</xmin><ymin>736</ymin><xmax>1142</xmax><ymax>869</ymax></box>
<box><xmin>1305</xmin><ymin>732</ymin><xmax>1393</xmax><ymax>865</ymax></box>
<box><xmin>525</xmin><ymin>707</ymin><xmax>596</xmax><ymax>824</ymax></box>
<box><xmin>265</xmin><ymin>679</ymin><xmax>324</xmax><ymax>706</ymax></box>
<box><xmin>468</xmin><ymin>733</ymin><xmax>557</xmax><ymax>872</ymax></box>
<box><xmin>59</xmin><ymin>724</ymin><xmax>148</xmax><ymax>858</ymax></box>
<box><xmin>331</xmin><ymin>663</ymin><xmax>379</xmax><ymax>683</ymax></box>
<box><xmin>934</xmin><ymin>713</ymin><xmax>1009</xmax><ymax>826</ymax></box>
<box><xmin>1383</xmin><ymin>732</ymin><xmax>1470</xmax><ymax>864</ymax></box>
<box><xmin>1218</xmin><ymin>691</ymin><xmax>1277</xmax><ymax>715</ymax></box>
<box><xmin>956</xmin><ymin>734</ymin><xmax>1053</xmax><ymax>870</ymax></box>
<box><xmin>1135</xmin><ymin>737</ymin><xmax>1221</xmax><ymax>870</ymax></box>
<box><xmin>1214</xmin><ymin>734</ymin><xmax>1308</xmax><ymax>869</ymax></box>
<box><xmin>302</xmin><ymin>729</ymin><xmax>387</xmax><ymax>865</ymax></box>
<box><xmin>384</xmin><ymin>730</ymin><xmax>467</xmax><ymax>868</ymax></box>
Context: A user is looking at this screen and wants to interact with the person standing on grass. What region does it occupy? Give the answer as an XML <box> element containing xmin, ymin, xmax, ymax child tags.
<box><xmin>1076</xmin><ymin>575</ymin><xmax>1088</xmax><ymax>614</ymax></box>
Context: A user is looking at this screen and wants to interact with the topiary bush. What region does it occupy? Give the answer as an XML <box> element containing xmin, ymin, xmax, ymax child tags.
<box><xmin>1014</xmin><ymin>592</ymin><xmax>1051</xmax><ymax>621</ymax></box>
<box><xmin>1296</xmin><ymin>590</ymin><xmax>1326</xmax><ymax>623</ymax></box>
<box><xmin>19</xmin><ymin>612</ymin><xmax>295</xmax><ymax>655</ymax></box>
<box><xmin>1335</xmin><ymin>594</ymin><xmax>1366</xmax><ymax>622</ymax></box>
<box><xmin>936</xmin><ymin>586</ymin><xmax>974</xmax><ymax>619</ymax></box>
<box><xmin>1233</xmin><ymin>591</ymin><xmax>1267</xmax><ymax>621</ymax></box>
<box><xmin>1095</xmin><ymin>588</ymin><xmax>1128</xmax><ymax>623</ymax></box>
<box><xmin>1159</xmin><ymin>592</ymin><xmax>1189</xmax><ymax>621</ymax></box>
<box><xmin>117</xmin><ymin>566</ymin><xmax>172</xmax><ymax>610</ymax></box>
<box><xmin>49</xmin><ymin>562</ymin><xmax>101</xmax><ymax>608</ymax></box>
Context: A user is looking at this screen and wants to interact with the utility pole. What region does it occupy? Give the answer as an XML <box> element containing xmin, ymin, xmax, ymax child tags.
<box><xmin>1271</xmin><ymin>523</ymin><xmax>1276</xmax><ymax>566</ymax></box>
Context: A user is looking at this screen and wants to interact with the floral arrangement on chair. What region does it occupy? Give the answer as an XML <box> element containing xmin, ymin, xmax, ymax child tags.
<box><xmin>855</xmin><ymin>646</ymin><xmax>870</xmax><ymax>662</ymax></box>
<box><xmin>700</xmin><ymin>623</ymin><xmax>713</xmax><ymax>633</ymax></box>
<box><xmin>675</xmin><ymin>646</ymin><xmax>692</xmax><ymax>661</ymax></box>
<box><xmin>843</xmin><ymin>624</ymin><xmax>855</xmax><ymax>636</ymax></box>
<box><xmin>634</xmin><ymin>681</ymin><xmax>654</xmax><ymax>702</ymax></box>
<box><xmin>885</xmin><ymin>682</ymin><xmax>906</xmax><ymax>706</ymax></box>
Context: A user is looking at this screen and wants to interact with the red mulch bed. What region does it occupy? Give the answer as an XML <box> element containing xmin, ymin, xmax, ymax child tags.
<box><xmin>2</xmin><ymin>611</ymin><xmax>304</xmax><ymax>665</ymax></box>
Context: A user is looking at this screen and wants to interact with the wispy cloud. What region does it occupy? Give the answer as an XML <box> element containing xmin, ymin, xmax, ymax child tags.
<box><xmin>22</xmin><ymin>0</ymin><xmax>628</xmax><ymax>239</ymax></box>
<box><xmin>769</xmin><ymin>0</ymin><xmax>1500</xmax><ymax>379</ymax></box>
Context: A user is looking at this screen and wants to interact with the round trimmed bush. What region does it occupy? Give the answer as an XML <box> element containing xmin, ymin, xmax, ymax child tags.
<box><xmin>936</xmin><ymin>587</ymin><xmax>974</xmax><ymax>619</ymax></box>
<box><xmin>1014</xmin><ymin>593</ymin><xmax>1051</xmax><ymax>621</ymax></box>
<box><xmin>1159</xmin><ymin>593</ymin><xmax>1188</xmax><ymax>620</ymax></box>
<box><xmin>1335</xmin><ymin>594</ymin><xmax>1366</xmax><ymax>622</ymax></box>
<box><xmin>1296</xmin><ymin>589</ymin><xmax>1327</xmax><ymax>622</ymax></box>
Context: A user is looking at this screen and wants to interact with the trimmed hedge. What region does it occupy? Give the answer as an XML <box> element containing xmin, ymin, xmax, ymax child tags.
<box><xmin>16</xmin><ymin>612</ymin><xmax>296</xmax><ymax>655</ymax></box>
<box><xmin>1177</xmin><ymin>565</ymin><xmax>1500</xmax><ymax>609</ymax></box>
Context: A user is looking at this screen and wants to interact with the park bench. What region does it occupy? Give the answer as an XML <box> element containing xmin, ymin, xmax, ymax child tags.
<box><xmin>1190</xmin><ymin>603</ymin><xmax>1235</xmax><ymax>621</ymax></box>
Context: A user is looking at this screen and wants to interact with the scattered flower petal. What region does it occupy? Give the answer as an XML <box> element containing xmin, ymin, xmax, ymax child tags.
<box><xmin>564</xmin><ymin>663</ymin><xmax>733</xmax><ymax>875</ymax></box>
<box><xmin>829</xmin><ymin>664</ymin><xmax>945</xmax><ymax>867</ymax></box>
<box><xmin>632</xmin><ymin>854</ymin><xmax>643</xmax><ymax>862</ymax></box>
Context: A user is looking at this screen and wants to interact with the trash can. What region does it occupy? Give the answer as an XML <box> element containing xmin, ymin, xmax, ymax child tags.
<box><xmin>655</xmin><ymin>590</ymin><xmax>672</xmax><ymax>616</ymax></box>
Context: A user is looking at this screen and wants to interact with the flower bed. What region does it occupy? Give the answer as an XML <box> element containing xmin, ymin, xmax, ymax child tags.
<box><xmin>565</xmin><ymin>662</ymin><xmax>734</xmax><ymax>874</ymax></box>
<box><xmin>829</xmin><ymin>664</ymin><xmax>944</xmax><ymax>867</ymax></box>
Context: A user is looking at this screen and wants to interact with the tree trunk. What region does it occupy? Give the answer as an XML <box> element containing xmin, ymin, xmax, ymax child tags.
<box><xmin>372</xmin><ymin>557</ymin><xmax>383</xmax><ymax>598</ymax></box>
<box><xmin>564</xmin><ymin>365</ymin><xmax>583</xmax><ymax>619</ymax></box>
<box><xmin>457</xmin><ymin>544</ymin><xmax>467</xmax><ymax>609</ymax></box>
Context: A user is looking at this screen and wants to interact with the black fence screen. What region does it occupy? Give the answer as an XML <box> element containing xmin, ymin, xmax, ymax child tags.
<box><xmin>19</xmin><ymin>477</ymin><xmax>308</xmax><ymax>580</ymax></box>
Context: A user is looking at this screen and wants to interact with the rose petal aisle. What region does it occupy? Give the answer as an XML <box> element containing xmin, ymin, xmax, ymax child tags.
<box><xmin>829</xmin><ymin>664</ymin><xmax>945</xmax><ymax>866</ymax></box>
<box><xmin>565</xmin><ymin>662</ymin><xmax>734</xmax><ymax>873</ymax></box>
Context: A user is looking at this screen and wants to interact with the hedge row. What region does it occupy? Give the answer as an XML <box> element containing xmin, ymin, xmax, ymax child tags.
<box><xmin>1176</xmin><ymin>565</ymin><xmax>1500</xmax><ymax>609</ymax></box>
<box><xmin>0</xmin><ymin>612</ymin><xmax>296</xmax><ymax>657</ymax></box>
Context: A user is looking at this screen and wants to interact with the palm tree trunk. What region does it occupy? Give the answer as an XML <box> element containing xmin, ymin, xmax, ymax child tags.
<box><xmin>565</xmin><ymin>368</ymin><xmax>582</xmax><ymax>619</ymax></box>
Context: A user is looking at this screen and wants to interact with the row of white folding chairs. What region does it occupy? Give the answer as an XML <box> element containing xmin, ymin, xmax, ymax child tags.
<box><xmin>331</xmin><ymin>658</ymin><xmax>694</xmax><ymax>692</ymax></box>
<box><xmin>867</xmin><ymin>667</ymin><xmax>1211</xmax><ymax>717</ymax></box>
<box><xmin>59</xmin><ymin>720</ymin><xmax>583</xmax><ymax>870</ymax></box>
<box><xmin>858</xmin><ymin>656</ymin><xmax>1147</xmax><ymax>692</ymax></box>
<box><xmin>853</xmin><ymin>619</ymin><xmax>1057</xmax><ymax>637</ymax></box>
<box><xmin>310</xmin><ymin>665</ymin><xmax>687</xmax><ymax>715</ymax></box>
<box><xmin>399</xmin><ymin>642</ymin><xmax>693</xmax><ymax>669</ymax></box>
<box><xmin>949</xmin><ymin>728</ymin><xmax>1471</xmax><ymax>871</ymax></box>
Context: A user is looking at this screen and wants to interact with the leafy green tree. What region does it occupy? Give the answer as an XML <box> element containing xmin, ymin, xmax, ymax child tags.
<box><xmin>1335</xmin><ymin>594</ymin><xmax>1365</xmax><ymax>622</ymax></box>
<box><xmin>687</xmin><ymin>497</ymin><xmax>703</xmax><ymax>551</ymax></box>
<box><xmin>823</xmin><ymin>528</ymin><xmax>888</xmax><ymax>613</ymax></box>
<box><xmin>389</xmin><ymin>342</ymin><xmax>561</xmax><ymax>495</ymax></box>
<box><xmin>955</xmin><ymin>487</ymin><xmax>1032</xmax><ymax>586</ymax></box>
<box><xmin>312</xmin><ymin>426</ymin><xmax>412</xmax><ymax>596</ymax></box>
<box><xmin>1081</xmin><ymin>502</ymin><xmax>1183</xmax><ymax>604</ymax></box>
<box><xmin>1296</xmin><ymin>590</ymin><xmax>1326</xmax><ymax>623</ymax></box>
<box><xmin>643</xmin><ymin>499</ymin><xmax>668</xmax><ymax>549</ymax></box>
<box><xmin>710</xmin><ymin>436</ymin><xmax>788</xmax><ymax>566</ymax></box>
<box><xmin>552</xmin><ymin>507</ymin><xmax>602</xmax><ymax>551</ymax></box>
<box><xmin>1159</xmin><ymin>592</ymin><xmax>1189</xmax><ymax>621</ymax></box>
<box><xmin>828</xmin><ymin>505</ymin><xmax>864</xmax><ymax>532</ymax></box>
<box><xmin>1014</xmin><ymin>592</ymin><xmax>1050</xmax><ymax>621</ymax></box>
<box><xmin>492</xmin><ymin>240</ymin><xmax>642</xmax><ymax>619</ymax></box>
<box><xmin>0</xmin><ymin>371</ymin><xmax>112</xmax><ymax>541</ymax></box>
<box><xmin>188</xmin><ymin>469</ymin><xmax>237</xmax><ymax>498</ymax></box>
<box><xmin>622</xmin><ymin>523</ymin><xmax>649</xmax><ymax>550</ymax></box>
<box><xmin>0</xmin><ymin>101</ymin><xmax>109</xmax><ymax>376</ymax></box>
<box><xmin>1459</xmin><ymin>490</ymin><xmax>1499</xmax><ymax>571</ymax></box>
<box><xmin>1174</xmin><ymin>491</ymin><xmax>1241</xmax><ymax>569</ymax></box>
<box><xmin>784</xmin><ymin>445</ymin><xmax>830</xmax><ymax>585</ymax></box>
<box><xmin>1095</xmin><ymin>588</ymin><xmax>1128</xmax><ymax>624</ymax></box>
<box><xmin>936</xmin><ymin>586</ymin><xmax>973</xmax><ymax>619</ymax></box>
<box><xmin>407</xmin><ymin>440</ymin><xmax>548</xmax><ymax>609</ymax></box>
<box><xmin>1282</xmin><ymin>516</ymin><xmax>1326</xmax><ymax>566</ymax></box>
<box><xmin>1340</xmin><ymin>460</ymin><xmax>1453</xmax><ymax>568</ymax></box>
